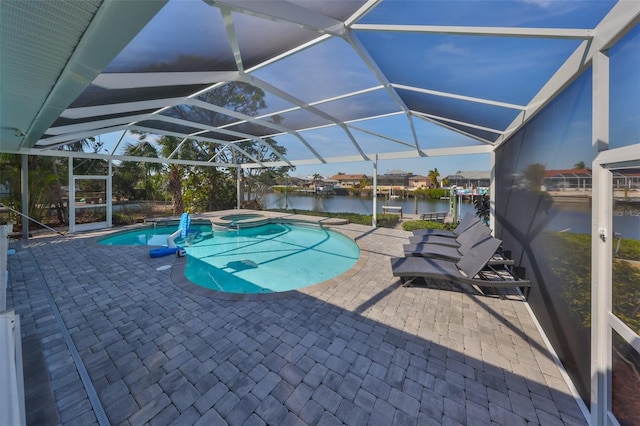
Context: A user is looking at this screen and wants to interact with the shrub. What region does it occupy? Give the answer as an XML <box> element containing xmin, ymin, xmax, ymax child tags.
<box><xmin>374</xmin><ymin>214</ymin><xmax>400</xmax><ymax>228</ymax></box>
<box><xmin>413</xmin><ymin>188</ymin><xmax>448</xmax><ymax>199</ymax></box>
<box><xmin>401</xmin><ymin>220</ymin><xmax>454</xmax><ymax>232</ymax></box>
<box><xmin>617</xmin><ymin>236</ymin><xmax>640</xmax><ymax>261</ymax></box>
<box><xmin>473</xmin><ymin>193</ymin><xmax>490</xmax><ymax>225</ymax></box>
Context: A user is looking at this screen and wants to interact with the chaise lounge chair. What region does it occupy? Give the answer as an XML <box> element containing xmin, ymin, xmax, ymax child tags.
<box><xmin>408</xmin><ymin>221</ymin><xmax>490</xmax><ymax>248</ymax></box>
<box><xmin>412</xmin><ymin>212</ymin><xmax>479</xmax><ymax>238</ymax></box>
<box><xmin>403</xmin><ymin>228</ymin><xmax>512</xmax><ymax>265</ymax></box>
<box><xmin>390</xmin><ymin>236</ymin><xmax>530</xmax><ymax>289</ymax></box>
<box><xmin>404</xmin><ymin>222</ymin><xmax>490</xmax><ymax>259</ymax></box>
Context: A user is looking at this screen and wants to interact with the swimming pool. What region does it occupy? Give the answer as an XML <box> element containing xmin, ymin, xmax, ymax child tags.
<box><xmin>98</xmin><ymin>222</ymin><xmax>360</xmax><ymax>294</ymax></box>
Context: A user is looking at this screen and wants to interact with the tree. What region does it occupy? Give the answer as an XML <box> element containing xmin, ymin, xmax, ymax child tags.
<box><xmin>573</xmin><ymin>161</ymin><xmax>586</xmax><ymax>170</ymax></box>
<box><xmin>1</xmin><ymin>153</ymin><xmax>67</xmax><ymax>226</ymax></box>
<box><xmin>523</xmin><ymin>163</ymin><xmax>546</xmax><ymax>191</ymax></box>
<box><xmin>123</xmin><ymin>131</ymin><xmax>205</xmax><ymax>213</ymax></box>
<box><xmin>155</xmin><ymin>136</ymin><xmax>199</xmax><ymax>215</ymax></box>
<box><xmin>170</xmin><ymin>82</ymin><xmax>266</xmax><ymax>128</ymax></box>
<box><xmin>122</xmin><ymin>141</ymin><xmax>161</xmax><ymax>200</ymax></box>
<box><xmin>112</xmin><ymin>160</ymin><xmax>141</xmax><ymax>201</ymax></box>
<box><xmin>111</xmin><ymin>82</ymin><xmax>292</xmax><ymax>212</ymax></box>
<box><xmin>166</xmin><ymin>82</ymin><xmax>292</xmax><ymax>209</ymax></box>
<box><xmin>427</xmin><ymin>168</ymin><xmax>440</xmax><ymax>188</ymax></box>
<box><xmin>232</xmin><ymin>139</ymin><xmax>293</xmax><ymax>207</ymax></box>
<box><xmin>0</xmin><ymin>137</ymin><xmax>105</xmax><ymax>227</ymax></box>
<box><xmin>183</xmin><ymin>166</ymin><xmax>236</xmax><ymax>212</ymax></box>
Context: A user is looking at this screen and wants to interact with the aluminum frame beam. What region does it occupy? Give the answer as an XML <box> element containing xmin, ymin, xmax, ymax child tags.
<box><xmin>351</xmin><ymin>23</ymin><xmax>593</xmax><ymax>39</ymax></box>
<box><xmin>20</xmin><ymin>1</ymin><xmax>168</xmax><ymax>148</ymax></box>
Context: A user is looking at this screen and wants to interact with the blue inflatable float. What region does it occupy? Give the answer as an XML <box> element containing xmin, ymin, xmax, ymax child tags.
<box><xmin>178</xmin><ymin>212</ymin><xmax>191</xmax><ymax>238</ymax></box>
<box><xmin>149</xmin><ymin>212</ymin><xmax>190</xmax><ymax>258</ymax></box>
<box><xmin>149</xmin><ymin>247</ymin><xmax>180</xmax><ymax>258</ymax></box>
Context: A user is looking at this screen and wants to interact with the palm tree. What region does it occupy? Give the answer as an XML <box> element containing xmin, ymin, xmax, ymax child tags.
<box><xmin>312</xmin><ymin>173</ymin><xmax>322</xmax><ymax>193</ymax></box>
<box><xmin>156</xmin><ymin>136</ymin><xmax>193</xmax><ymax>215</ymax></box>
<box><xmin>122</xmin><ymin>141</ymin><xmax>161</xmax><ymax>200</ymax></box>
<box><xmin>427</xmin><ymin>168</ymin><xmax>440</xmax><ymax>188</ymax></box>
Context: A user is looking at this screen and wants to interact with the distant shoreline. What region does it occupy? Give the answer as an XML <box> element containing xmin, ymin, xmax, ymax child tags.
<box><xmin>547</xmin><ymin>190</ymin><xmax>640</xmax><ymax>205</ymax></box>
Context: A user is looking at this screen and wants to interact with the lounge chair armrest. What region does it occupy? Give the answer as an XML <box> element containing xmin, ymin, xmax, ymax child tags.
<box><xmin>487</xmin><ymin>258</ymin><xmax>515</xmax><ymax>266</ymax></box>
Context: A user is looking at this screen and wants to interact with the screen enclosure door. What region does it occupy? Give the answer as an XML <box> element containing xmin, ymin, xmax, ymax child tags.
<box><xmin>592</xmin><ymin>145</ymin><xmax>640</xmax><ymax>425</ymax></box>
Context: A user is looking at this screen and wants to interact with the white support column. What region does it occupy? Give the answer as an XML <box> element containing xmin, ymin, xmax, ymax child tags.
<box><xmin>591</xmin><ymin>161</ymin><xmax>612</xmax><ymax>426</ymax></box>
<box><xmin>590</xmin><ymin>49</ymin><xmax>611</xmax><ymax>426</ymax></box>
<box><xmin>489</xmin><ymin>150</ymin><xmax>496</xmax><ymax>234</ymax></box>
<box><xmin>107</xmin><ymin>160</ymin><xmax>112</xmax><ymax>228</ymax></box>
<box><xmin>237</xmin><ymin>167</ymin><xmax>242</xmax><ymax>209</ymax></box>
<box><xmin>20</xmin><ymin>155</ymin><xmax>28</xmax><ymax>240</ymax></box>
<box><xmin>0</xmin><ymin>226</ymin><xmax>7</xmax><ymax>311</ymax></box>
<box><xmin>372</xmin><ymin>154</ymin><xmax>378</xmax><ymax>228</ymax></box>
<box><xmin>69</xmin><ymin>157</ymin><xmax>75</xmax><ymax>233</ymax></box>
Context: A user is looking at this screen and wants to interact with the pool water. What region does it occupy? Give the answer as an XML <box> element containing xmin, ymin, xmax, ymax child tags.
<box><xmin>99</xmin><ymin>222</ymin><xmax>360</xmax><ymax>294</ymax></box>
<box><xmin>98</xmin><ymin>224</ymin><xmax>213</xmax><ymax>247</ymax></box>
<box><xmin>185</xmin><ymin>223</ymin><xmax>359</xmax><ymax>293</ymax></box>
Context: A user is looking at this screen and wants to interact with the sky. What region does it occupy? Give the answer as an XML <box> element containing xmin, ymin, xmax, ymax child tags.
<box><xmin>82</xmin><ymin>0</ymin><xmax>623</xmax><ymax>180</ymax></box>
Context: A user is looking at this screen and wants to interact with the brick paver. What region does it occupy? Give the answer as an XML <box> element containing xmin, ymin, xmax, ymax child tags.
<box><xmin>6</xmin><ymin>210</ymin><xmax>587</xmax><ymax>425</ymax></box>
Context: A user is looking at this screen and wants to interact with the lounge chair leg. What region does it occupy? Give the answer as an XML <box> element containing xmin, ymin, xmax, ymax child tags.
<box><xmin>402</xmin><ymin>277</ymin><xmax>418</xmax><ymax>287</ymax></box>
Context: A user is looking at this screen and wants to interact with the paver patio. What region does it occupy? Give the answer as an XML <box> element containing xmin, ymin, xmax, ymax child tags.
<box><xmin>6</xmin><ymin>211</ymin><xmax>588</xmax><ymax>425</ymax></box>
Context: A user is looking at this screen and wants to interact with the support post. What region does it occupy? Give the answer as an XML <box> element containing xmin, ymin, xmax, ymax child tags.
<box><xmin>69</xmin><ymin>157</ymin><xmax>75</xmax><ymax>233</ymax></box>
<box><xmin>20</xmin><ymin>155</ymin><xmax>28</xmax><ymax>240</ymax></box>
<box><xmin>450</xmin><ymin>187</ymin><xmax>458</xmax><ymax>224</ymax></box>
<box><xmin>372</xmin><ymin>154</ymin><xmax>378</xmax><ymax>227</ymax></box>
<box><xmin>489</xmin><ymin>150</ymin><xmax>496</xmax><ymax>233</ymax></box>
<box><xmin>236</xmin><ymin>167</ymin><xmax>241</xmax><ymax>209</ymax></box>
<box><xmin>107</xmin><ymin>160</ymin><xmax>112</xmax><ymax>228</ymax></box>
<box><xmin>0</xmin><ymin>225</ymin><xmax>7</xmax><ymax>311</ymax></box>
<box><xmin>590</xmin><ymin>49</ymin><xmax>611</xmax><ymax>426</ymax></box>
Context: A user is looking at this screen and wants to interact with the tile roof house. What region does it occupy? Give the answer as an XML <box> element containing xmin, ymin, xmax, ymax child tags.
<box><xmin>329</xmin><ymin>174</ymin><xmax>370</xmax><ymax>188</ymax></box>
<box><xmin>408</xmin><ymin>175</ymin><xmax>428</xmax><ymax>188</ymax></box>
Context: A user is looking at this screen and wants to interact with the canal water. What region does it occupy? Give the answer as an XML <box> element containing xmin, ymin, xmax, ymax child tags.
<box><xmin>263</xmin><ymin>193</ymin><xmax>639</xmax><ymax>240</ymax></box>
<box><xmin>263</xmin><ymin>192</ymin><xmax>474</xmax><ymax>217</ymax></box>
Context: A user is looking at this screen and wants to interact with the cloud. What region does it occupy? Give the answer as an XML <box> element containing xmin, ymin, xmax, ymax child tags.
<box><xmin>519</xmin><ymin>0</ymin><xmax>553</xmax><ymax>8</ymax></box>
<box><xmin>434</xmin><ymin>43</ymin><xmax>468</xmax><ymax>56</ymax></box>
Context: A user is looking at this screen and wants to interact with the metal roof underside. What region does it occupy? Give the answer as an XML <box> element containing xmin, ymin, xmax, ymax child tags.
<box><xmin>1</xmin><ymin>0</ymin><xmax>639</xmax><ymax>169</ymax></box>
